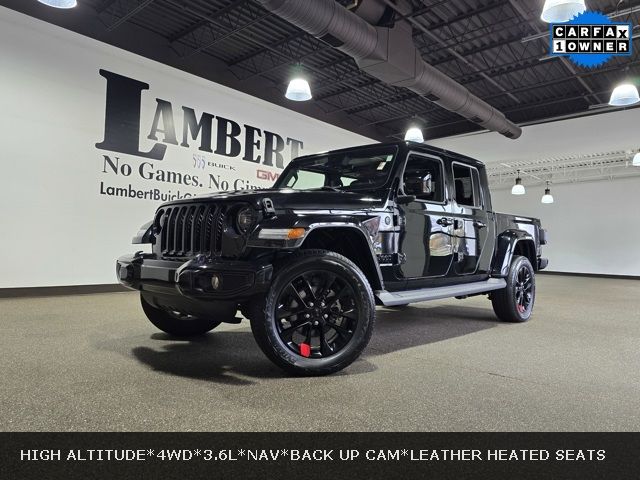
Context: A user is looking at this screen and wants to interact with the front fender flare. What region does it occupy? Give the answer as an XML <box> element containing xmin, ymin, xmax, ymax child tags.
<box><xmin>302</xmin><ymin>221</ymin><xmax>385</xmax><ymax>291</ymax></box>
<box><xmin>248</xmin><ymin>213</ymin><xmax>385</xmax><ymax>290</ymax></box>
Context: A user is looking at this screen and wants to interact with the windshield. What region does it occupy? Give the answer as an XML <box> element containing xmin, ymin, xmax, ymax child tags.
<box><xmin>273</xmin><ymin>146</ymin><xmax>397</xmax><ymax>192</ymax></box>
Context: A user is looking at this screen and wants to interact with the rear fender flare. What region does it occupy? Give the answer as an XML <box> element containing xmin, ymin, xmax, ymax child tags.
<box><xmin>492</xmin><ymin>230</ymin><xmax>536</xmax><ymax>277</ymax></box>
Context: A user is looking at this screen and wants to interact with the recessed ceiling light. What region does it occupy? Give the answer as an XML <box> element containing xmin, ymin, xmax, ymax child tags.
<box><xmin>404</xmin><ymin>127</ymin><xmax>424</xmax><ymax>143</ymax></box>
<box><xmin>285</xmin><ymin>77</ymin><xmax>312</xmax><ymax>101</ymax></box>
<box><xmin>609</xmin><ymin>83</ymin><xmax>640</xmax><ymax>107</ymax></box>
<box><xmin>540</xmin><ymin>0</ymin><xmax>586</xmax><ymax>23</ymax></box>
<box><xmin>37</xmin><ymin>0</ymin><xmax>77</xmax><ymax>8</ymax></box>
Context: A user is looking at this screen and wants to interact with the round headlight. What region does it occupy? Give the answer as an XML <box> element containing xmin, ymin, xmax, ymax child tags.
<box><xmin>236</xmin><ymin>207</ymin><xmax>254</xmax><ymax>233</ymax></box>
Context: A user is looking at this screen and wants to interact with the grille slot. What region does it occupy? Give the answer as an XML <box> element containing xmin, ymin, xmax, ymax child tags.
<box><xmin>159</xmin><ymin>203</ymin><xmax>227</xmax><ymax>258</ymax></box>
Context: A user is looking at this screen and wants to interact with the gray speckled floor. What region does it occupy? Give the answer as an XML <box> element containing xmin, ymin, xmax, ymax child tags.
<box><xmin>1</xmin><ymin>275</ymin><xmax>639</xmax><ymax>431</ymax></box>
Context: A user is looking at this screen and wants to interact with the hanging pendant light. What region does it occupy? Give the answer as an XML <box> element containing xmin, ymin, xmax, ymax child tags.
<box><xmin>511</xmin><ymin>170</ymin><xmax>525</xmax><ymax>195</ymax></box>
<box><xmin>609</xmin><ymin>83</ymin><xmax>640</xmax><ymax>106</ymax></box>
<box><xmin>37</xmin><ymin>0</ymin><xmax>77</xmax><ymax>8</ymax></box>
<box><xmin>633</xmin><ymin>153</ymin><xmax>640</xmax><ymax>167</ymax></box>
<box><xmin>541</xmin><ymin>182</ymin><xmax>554</xmax><ymax>204</ymax></box>
<box><xmin>404</xmin><ymin>126</ymin><xmax>424</xmax><ymax>143</ymax></box>
<box><xmin>285</xmin><ymin>77</ymin><xmax>312</xmax><ymax>101</ymax></box>
<box><xmin>540</xmin><ymin>0</ymin><xmax>586</xmax><ymax>23</ymax></box>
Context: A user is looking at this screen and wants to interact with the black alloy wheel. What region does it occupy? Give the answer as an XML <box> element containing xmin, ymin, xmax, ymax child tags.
<box><xmin>249</xmin><ymin>249</ymin><xmax>375</xmax><ymax>376</ymax></box>
<box><xmin>491</xmin><ymin>255</ymin><xmax>536</xmax><ymax>323</ymax></box>
<box><xmin>514</xmin><ymin>264</ymin><xmax>534</xmax><ymax>315</ymax></box>
<box><xmin>275</xmin><ymin>270</ymin><xmax>358</xmax><ymax>359</ymax></box>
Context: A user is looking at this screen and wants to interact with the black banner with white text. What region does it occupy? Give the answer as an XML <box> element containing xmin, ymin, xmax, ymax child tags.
<box><xmin>3</xmin><ymin>433</ymin><xmax>639</xmax><ymax>479</ymax></box>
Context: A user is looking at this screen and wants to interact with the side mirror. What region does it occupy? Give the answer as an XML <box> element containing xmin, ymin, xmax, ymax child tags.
<box><xmin>396</xmin><ymin>195</ymin><xmax>416</xmax><ymax>205</ymax></box>
<box><xmin>404</xmin><ymin>173</ymin><xmax>433</xmax><ymax>196</ymax></box>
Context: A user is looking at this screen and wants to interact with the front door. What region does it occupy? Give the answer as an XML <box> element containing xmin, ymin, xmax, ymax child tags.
<box><xmin>397</xmin><ymin>153</ymin><xmax>454</xmax><ymax>283</ymax></box>
<box><xmin>449</xmin><ymin>162</ymin><xmax>489</xmax><ymax>275</ymax></box>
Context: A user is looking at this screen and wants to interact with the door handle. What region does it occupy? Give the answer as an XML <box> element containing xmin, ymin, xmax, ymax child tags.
<box><xmin>474</xmin><ymin>221</ymin><xmax>487</xmax><ymax>229</ymax></box>
<box><xmin>437</xmin><ymin>217</ymin><xmax>454</xmax><ymax>227</ymax></box>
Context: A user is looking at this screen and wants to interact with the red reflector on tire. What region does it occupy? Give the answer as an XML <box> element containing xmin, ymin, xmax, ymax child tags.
<box><xmin>300</xmin><ymin>343</ymin><xmax>311</xmax><ymax>357</ymax></box>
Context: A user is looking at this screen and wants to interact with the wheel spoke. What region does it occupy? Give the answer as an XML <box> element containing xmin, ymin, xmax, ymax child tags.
<box><xmin>327</xmin><ymin>320</ymin><xmax>352</xmax><ymax>337</ymax></box>
<box><xmin>317</xmin><ymin>273</ymin><xmax>337</xmax><ymax>301</ymax></box>
<box><xmin>277</xmin><ymin>304</ymin><xmax>306</xmax><ymax>319</ymax></box>
<box><xmin>319</xmin><ymin>328</ymin><xmax>333</xmax><ymax>356</ymax></box>
<box><xmin>287</xmin><ymin>282</ymin><xmax>309</xmax><ymax>309</ymax></box>
<box><xmin>280</xmin><ymin>328</ymin><xmax>296</xmax><ymax>342</ymax></box>
<box><xmin>328</xmin><ymin>285</ymin><xmax>350</xmax><ymax>307</ymax></box>
<box><xmin>280</xmin><ymin>319</ymin><xmax>311</xmax><ymax>341</ymax></box>
<box><xmin>341</xmin><ymin>308</ymin><xmax>359</xmax><ymax>320</ymax></box>
<box><xmin>303</xmin><ymin>324</ymin><xmax>312</xmax><ymax>344</ymax></box>
<box><xmin>299</xmin><ymin>276</ymin><xmax>317</xmax><ymax>303</ymax></box>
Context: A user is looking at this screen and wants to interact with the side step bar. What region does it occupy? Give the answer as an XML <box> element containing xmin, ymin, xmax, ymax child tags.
<box><xmin>375</xmin><ymin>278</ymin><xmax>507</xmax><ymax>306</ymax></box>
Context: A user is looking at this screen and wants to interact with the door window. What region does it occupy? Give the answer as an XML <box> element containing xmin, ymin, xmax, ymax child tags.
<box><xmin>453</xmin><ymin>164</ymin><xmax>482</xmax><ymax>208</ymax></box>
<box><xmin>402</xmin><ymin>155</ymin><xmax>445</xmax><ymax>203</ymax></box>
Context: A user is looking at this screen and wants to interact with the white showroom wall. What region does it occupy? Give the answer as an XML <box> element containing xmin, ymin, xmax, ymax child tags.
<box><xmin>429</xmin><ymin>108</ymin><xmax>640</xmax><ymax>165</ymax></box>
<box><xmin>491</xmin><ymin>180</ymin><xmax>640</xmax><ymax>276</ymax></box>
<box><xmin>431</xmin><ymin>109</ymin><xmax>640</xmax><ymax>277</ymax></box>
<box><xmin>0</xmin><ymin>7</ymin><xmax>372</xmax><ymax>288</ymax></box>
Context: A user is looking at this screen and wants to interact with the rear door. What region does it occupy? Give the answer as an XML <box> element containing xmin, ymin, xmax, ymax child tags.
<box><xmin>397</xmin><ymin>152</ymin><xmax>454</xmax><ymax>284</ymax></box>
<box><xmin>449</xmin><ymin>162</ymin><xmax>490</xmax><ymax>276</ymax></box>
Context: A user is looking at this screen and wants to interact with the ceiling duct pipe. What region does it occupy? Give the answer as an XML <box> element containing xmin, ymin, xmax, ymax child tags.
<box><xmin>347</xmin><ymin>0</ymin><xmax>389</xmax><ymax>26</ymax></box>
<box><xmin>257</xmin><ymin>0</ymin><xmax>522</xmax><ymax>139</ymax></box>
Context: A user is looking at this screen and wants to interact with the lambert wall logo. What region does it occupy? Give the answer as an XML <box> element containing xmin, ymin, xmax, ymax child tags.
<box><xmin>550</xmin><ymin>11</ymin><xmax>633</xmax><ymax>68</ymax></box>
<box><xmin>95</xmin><ymin>69</ymin><xmax>304</xmax><ymax>169</ymax></box>
<box><xmin>94</xmin><ymin>70</ymin><xmax>302</xmax><ymax>201</ymax></box>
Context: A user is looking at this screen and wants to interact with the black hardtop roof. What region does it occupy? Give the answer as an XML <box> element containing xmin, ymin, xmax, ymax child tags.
<box><xmin>292</xmin><ymin>141</ymin><xmax>487</xmax><ymax>169</ymax></box>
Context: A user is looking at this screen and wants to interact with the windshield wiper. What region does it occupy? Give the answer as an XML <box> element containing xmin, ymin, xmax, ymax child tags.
<box><xmin>318</xmin><ymin>186</ymin><xmax>342</xmax><ymax>192</ymax></box>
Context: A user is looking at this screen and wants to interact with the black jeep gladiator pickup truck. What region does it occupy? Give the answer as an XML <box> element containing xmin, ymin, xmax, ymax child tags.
<box><xmin>117</xmin><ymin>142</ymin><xmax>548</xmax><ymax>375</ymax></box>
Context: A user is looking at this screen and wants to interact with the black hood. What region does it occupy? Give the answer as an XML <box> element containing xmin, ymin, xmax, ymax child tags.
<box><xmin>162</xmin><ymin>189</ymin><xmax>389</xmax><ymax>211</ymax></box>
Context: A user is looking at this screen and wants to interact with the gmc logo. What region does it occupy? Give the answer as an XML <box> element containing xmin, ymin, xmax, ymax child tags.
<box><xmin>257</xmin><ymin>169</ymin><xmax>280</xmax><ymax>181</ymax></box>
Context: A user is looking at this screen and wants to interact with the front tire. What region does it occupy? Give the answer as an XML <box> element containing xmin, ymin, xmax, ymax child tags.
<box><xmin>491</xmin><ymin>255</ymin><xmax>536</xmax><ymax>323</ymax></box>
<box><xmin>249</xmin><ymin>249</ymin><xmax>375</xmax><ymax>376</ymax></box>
<box><xmin>140</xmin><ymin>294</ymin><xmax>221</xmax><ymax>336</ymax></box>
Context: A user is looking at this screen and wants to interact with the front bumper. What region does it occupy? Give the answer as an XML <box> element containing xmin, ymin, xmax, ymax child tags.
<box><xmin>116</xmin><ymin>252</ymin><xmax>273</xmax><ymax>301</ymax></box>
<box><xmin>538</xmin><ymin>257</ymin><xmax>549</xmax><ymax>270</ymax></box>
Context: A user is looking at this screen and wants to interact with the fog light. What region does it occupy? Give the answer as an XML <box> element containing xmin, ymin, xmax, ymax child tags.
<box><xmin>211</xmin><ymin>274</ymin><xmax>221</xmax><ymax>290</ymax></box>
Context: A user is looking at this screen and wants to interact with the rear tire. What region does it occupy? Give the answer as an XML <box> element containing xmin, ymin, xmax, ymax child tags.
<box><xmin>249</xmin><ymin>249</ymin><xmax>375</xmax><ymax>376</ymax></box>
<box><xmin>491</xmin><ymin>255</ymin><xmax>535</xmax><ymax>323</ymax></box>
<box><xmin>140</xmin><ymin>294</ymin><xmax>221</xmax><ymax>336</ymax></box>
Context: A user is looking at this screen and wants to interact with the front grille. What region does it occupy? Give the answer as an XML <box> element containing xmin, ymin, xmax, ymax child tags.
<box><xmin>156</xmin><ymin>203</ymin><xmax>228</xmax><ymax>258</ymax></box>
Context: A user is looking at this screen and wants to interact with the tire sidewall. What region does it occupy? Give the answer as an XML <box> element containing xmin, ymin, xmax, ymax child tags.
<box><xmin>257</xmin><ymin>252</ymin><xmax>375</xmax><ymax>373</ymax></box>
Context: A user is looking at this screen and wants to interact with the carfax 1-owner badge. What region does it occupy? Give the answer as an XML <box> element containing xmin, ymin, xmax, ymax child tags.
<box><xmin>550</xmin><ymin>11</ymin><xmax>633</xmax><ymax>67</ymax></box>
